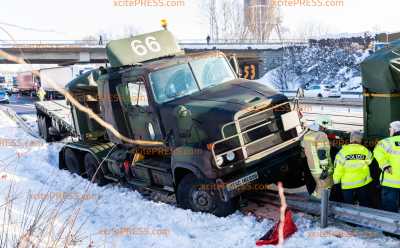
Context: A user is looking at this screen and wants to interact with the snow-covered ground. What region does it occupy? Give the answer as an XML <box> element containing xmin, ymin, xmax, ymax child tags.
<box><xmin>19</xmin><ymin>113</ymin><xmax>39</xmax><ymax>133</ymax></box>
<box><xmin>0</xmin><ymin>110</ymin><xmax>399</xmax><ymax>247</ymax></box>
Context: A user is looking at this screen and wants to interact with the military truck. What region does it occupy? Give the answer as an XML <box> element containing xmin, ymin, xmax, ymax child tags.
<box><xmin>35</xmin><ymin>30</ymin><xmax>308</xmax><ymax>216</ymax></box>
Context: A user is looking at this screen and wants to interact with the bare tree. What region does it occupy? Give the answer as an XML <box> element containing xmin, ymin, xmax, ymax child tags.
<box><xmin>203</xmin><ymin>0</ymin><xmax>219</xmax><ymax>41</ymax></box>
<box><xmin>244</xmin><ymin>1</ymin><xmax>282</xmax><ymax>42</ymax></box>
<box><xmin>271</xmin><ymin>66</ymin><xmax>290</xmax><ymax>90</ymax></box>
<box><xmin>123</xmin><ymin>25</ymin><xmax>140</xmax><ymax>38</ymax></box>
<box><xmin>80</xmin><ymin>25</ymin><xmax>140</xmax><ymax>46</ymax></box>
<box><xmin>290</xmin><ymin>22</ymin><xmax>332</xmax><ymax>41</ymax></box>
<box><xmin>200</xmin><ymin>0</ymin><xmax>250</xmax><ymax>43</ymax></box>
<box><xmin>79</xmin><ymin>35</ymin><xmax>97</xmax><ymax>45</ymax></box>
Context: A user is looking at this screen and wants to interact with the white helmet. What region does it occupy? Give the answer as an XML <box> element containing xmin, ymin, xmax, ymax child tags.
<box><xmin>390</xmin><ymin>121</ymin><xmax>400</xmax><ymax>135</ymax></box>
<box><xmin>309</xmin><ymin>116</ymin><xmax>332</xmax><ymax>131</ymax></box>
<box><xmin>350</xmin><ymin>130</ymin><xmax>363</xmax><ymax>144</ymax></box>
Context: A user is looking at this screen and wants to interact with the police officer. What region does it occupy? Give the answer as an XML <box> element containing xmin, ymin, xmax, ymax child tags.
<box><xmin>333</xmin><ymin>131</ymin><xmax>373</xmax><ymax>207</ymax></box>
<box><xmin>302</xmin><ymin>119</ymin><xmax>333</xmax><ymax>199</ymax></box>
<box><xmin>374</xmin><ymin>121</ymin><xmax>400</xmax><ymax>212</ymax></box>
<box><xmin>37</xmin><ymin>87</ymin><xmax>46</xmax><ymax>101</ymax></box>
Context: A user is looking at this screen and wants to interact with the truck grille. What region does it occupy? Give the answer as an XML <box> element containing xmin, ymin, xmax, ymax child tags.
<box><xmin>212</xmin><ymin>102</ymin><xmax>299</xmax><ymax>167</ymax></box>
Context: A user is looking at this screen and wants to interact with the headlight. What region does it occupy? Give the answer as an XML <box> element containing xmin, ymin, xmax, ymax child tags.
<box><xmin>216</xmin><ymin>156</ymin><xmax>224</xmax><ymax>167</ymax></box>
<box><xmin>226</xmin><ymin>151</ymin><xmax>235</xmax><ymax>161</ymax></box>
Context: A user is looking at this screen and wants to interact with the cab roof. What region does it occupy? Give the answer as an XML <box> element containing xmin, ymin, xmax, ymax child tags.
<box><xmin>140</xmin><ymin>50</ymin><xmax>225</xmax><ymax>72</ymax></box>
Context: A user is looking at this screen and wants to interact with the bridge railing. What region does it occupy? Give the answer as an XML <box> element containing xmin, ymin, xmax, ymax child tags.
<box><xmin>0</xmin><ymin>39</ymin><xmax>309</xmax><ymax>48</ymax></box>
<box><xmin>0</xmin><ymin>40</ymin><xmax>106</xmax><ymax>48</ymax></box>
<box><xmin>179</xmin><ymin>38</ymin><xmax>308</xmax><ymax>45</ymax></box>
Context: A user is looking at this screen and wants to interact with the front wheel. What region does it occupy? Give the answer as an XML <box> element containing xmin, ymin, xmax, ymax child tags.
<box><xmin>176</xmin><ymin>174</ymin><xmax>238</xmax><ymax>217</ymax></box>
<box><xmin>38</xmin><ymin>116</ymin><xmax>51</xmax><ymax>142</ymax></box>
<box><xmin>84</xmin><ymin>153</ymin><xmax>108</xmax><ymax>186</ymax></box>
<box><xmin>64</xmin><ymin>148</ymin><xmax>82</xmax><ymax>176</ymax></box>
<box><xmin>37</xmin><ymin>116</ymin><xmax>43</xmax><ymax>137</ymax></box>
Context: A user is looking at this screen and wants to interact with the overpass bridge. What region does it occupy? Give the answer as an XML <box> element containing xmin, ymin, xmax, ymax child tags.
<box><xmin>0</xmin><ymin>39</ymin><xmax>307</xmax><ymax>79</ymax></box>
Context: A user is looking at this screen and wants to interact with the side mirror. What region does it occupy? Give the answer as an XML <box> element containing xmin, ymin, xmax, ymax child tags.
<box><xmin>229</xmin><ymin>54</ymin><xmax>241</xmax><ymax>78</ymax></box>
<box><xmin>175</xmin><ymin>105</ymin><xmax>193</xmax><ymax>138</ymax></box>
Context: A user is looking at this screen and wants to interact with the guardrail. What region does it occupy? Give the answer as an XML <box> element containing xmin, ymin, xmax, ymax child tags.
<box><xmin>292</xmin><ymin>97</ymin><xmax>364</xmax><ymax>132</ymax></box>
<box><xmin>0</xmin><ymin>106</ymin><xmax>39</xmax><ymax>138</ymax></box>
<box><xmin>252</xmin><ymin>190</ymin><xmax>400</xmax><ymax>236</ymax></box>
<box><xmin>281</xmin><ymin>90</ymin><xmax>362</xmax><ymax>97</ymax></box>
<box><xmin>298</xmin><ymin>97</ymin><xmax>363</xmax><ymax>106</ymax></box>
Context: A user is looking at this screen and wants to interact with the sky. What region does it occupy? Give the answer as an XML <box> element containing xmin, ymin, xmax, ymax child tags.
<box><xmin>281</xmin><ymin>0</ymin><xmax>399</xmax><ymax>37</ymax></box>
<box><xmin>0</xmin><ymin>0</ymin><xmax>399</xmax><ymax>71</ymax></box>
<box><xmin>0</xmin><ymin>0</ymin><xmax>399</xmax><ymax>41</ymax></box>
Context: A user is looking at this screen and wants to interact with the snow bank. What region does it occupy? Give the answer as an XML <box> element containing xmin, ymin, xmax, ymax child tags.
<box><xmin>0</xmin><ymin>110</ymin><xmax>398</xmax><ymax>247</ymax></box>
<box><xmin>258</xmin><ymin>46</ymin><xmax>370</xmax><ymax>92</ymax></box>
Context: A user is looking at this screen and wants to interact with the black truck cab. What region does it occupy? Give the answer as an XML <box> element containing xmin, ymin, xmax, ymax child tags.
<box><xmin>60</xmin><ymin>30</ymin><xmax>308</xmax><ymax>216</ymax></box>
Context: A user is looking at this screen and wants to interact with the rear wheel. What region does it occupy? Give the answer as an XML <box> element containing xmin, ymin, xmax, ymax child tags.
<box><xmin>84</xmin><ymin>153</ymin><xmax>108</xmax><ymax>186</ymax></box>
<box><xmin>176</xmin><ymin>174</ymin><xmax>238</xmax><ymax>217</ymax></box>
<box><xmin>64</xmin><ymin>148</ymin><xmax>82</xmax><ymax>176</ymax></box>
<box><xmin>38</xmin><ymin>116</ymin><xmax>51</xmax><ymax>142</ymax></box>
<box><xmin>37</xmin><ymin>116</ymin><xmax>43</xmax><ymax>137</ymax></box>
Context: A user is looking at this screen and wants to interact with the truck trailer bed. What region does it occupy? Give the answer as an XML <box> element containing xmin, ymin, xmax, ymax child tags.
<box><xmin>35</xmin><ymin>100</ymin><xmax>76</xmax><ymax>136</ymax></box>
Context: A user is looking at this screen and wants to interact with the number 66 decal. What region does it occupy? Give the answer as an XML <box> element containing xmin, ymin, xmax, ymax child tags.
<box><xmin>131</xmin><ymin>36</ymin><xmax>161</xmax><ymax>56</ymax></box>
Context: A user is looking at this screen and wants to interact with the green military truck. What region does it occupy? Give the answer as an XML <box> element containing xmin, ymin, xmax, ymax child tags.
<box><xmin>35</xmin><ymin>30</ymin><xmax>308</xmax><ymax>216</ymax></box>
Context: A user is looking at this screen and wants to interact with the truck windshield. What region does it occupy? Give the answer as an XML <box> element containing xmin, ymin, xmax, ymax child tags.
<box><xmin>190</xmin><ymin>57</ymin><xmax>235</xmax><ymax>89</ymax></box>
<box><xmin>149</xmin><ymin>56</ymin><xmax>235</xmax><ymax>103</ymax></box>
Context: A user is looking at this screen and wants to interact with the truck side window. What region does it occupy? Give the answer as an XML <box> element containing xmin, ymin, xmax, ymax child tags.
<box><xmin>117</xmin><ymin>81</ymin><xmax>148</xmax><ymax>107</ymax></box>
<box><xmin>137</xmin><ymin>83</ymin><xmax>149</xmax><ymax>106</ymax></box>
<box><xmin>127</xmin><ymin>83</ymin><xmax>140</xmax><ymax>105</ymax></box>
<box><xmin>149</xmin><ymin>63</ymin><xmax>198</xmax><ymax>103</ymax></box>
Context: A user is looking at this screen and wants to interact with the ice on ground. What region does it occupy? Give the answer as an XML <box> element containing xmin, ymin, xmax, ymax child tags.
<box><xmin>20</xmin><ymin>113</ymin><xmax>39</xmax><ymax>133</ymax></box>
<box><xmin>0</xmin><ymin>110</ymin><xmax>398</xmax><ymax>247</ymax></box>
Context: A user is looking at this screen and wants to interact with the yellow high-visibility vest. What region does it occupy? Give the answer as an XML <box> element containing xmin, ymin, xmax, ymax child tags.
<box><xmin>374</xmin><ymin>135</ymin><xmax>400</xmax><ymax>189</ymax></box>
<box><xmin>333</xmin><ymin>144</ymin><xmax>373</xmax><ymax>189</ymax></box>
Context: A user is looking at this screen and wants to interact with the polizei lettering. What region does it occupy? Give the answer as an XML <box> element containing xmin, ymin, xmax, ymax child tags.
<box><xmin>345</xmin><ymin>154</ymin><xmax>367</xmax><ymax>160</ymax></box>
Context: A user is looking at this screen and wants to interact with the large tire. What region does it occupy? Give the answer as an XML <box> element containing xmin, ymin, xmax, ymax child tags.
<box><xmin>84</xmin><ymin>153</ymin><xmax>108</xmax><ymax>186</ymax></box>
<box><xmin>176</xmin><ymin>174</ymin><xmax>238</xmax><ymax>217</ymax></box>
<box><xmin>37</xmin><ymin>116</ymin><xmax>43</xmax><ymax>137</ymax></box>
<box><xmin>64</xmin><ymin>148</ymin><xmax>82</xmax><ymax>175</ymax></box>
<box><xmin>40</xmin><ymin>116</ymin><xmax>51</xmax><ymax>142</ymax></box>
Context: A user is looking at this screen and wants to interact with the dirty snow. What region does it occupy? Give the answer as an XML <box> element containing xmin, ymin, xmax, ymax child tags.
<box><xmin>0</xmin><ymin>110</ymin><xmax>399</xmax><ymax>247</ymax></box>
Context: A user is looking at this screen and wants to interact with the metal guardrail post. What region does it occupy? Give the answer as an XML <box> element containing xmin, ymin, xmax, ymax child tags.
<box><xmin>320</xmin><ymin>189</ymin><xmax>330</xmax><ymax>228</ymax></box>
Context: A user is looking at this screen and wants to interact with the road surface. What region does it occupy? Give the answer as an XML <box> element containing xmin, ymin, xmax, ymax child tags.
<box><xmin>2</xmin><ymin>94</ymin><xmax>36</xmax><ymax>115</ymax></box>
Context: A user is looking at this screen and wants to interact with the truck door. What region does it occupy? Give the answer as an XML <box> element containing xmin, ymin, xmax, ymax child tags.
<box><xmin>116</xmin><ymin>79</ymin><xmax>163</xmax><ymax>141</ymax></box>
